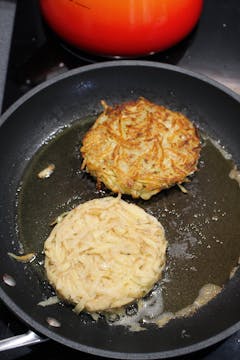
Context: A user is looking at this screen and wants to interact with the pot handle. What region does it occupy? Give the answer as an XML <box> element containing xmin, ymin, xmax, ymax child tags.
<box><xmin>0</xmin><ymin>330</ymin><xmax>47</xmax><ymax>351</ymax></box>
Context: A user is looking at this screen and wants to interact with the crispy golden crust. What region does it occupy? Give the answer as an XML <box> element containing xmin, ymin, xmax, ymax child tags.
<box><xmin>80</xmin><ymin>98</ymin><xmax>201</xmax><ymax>200</ymax></box>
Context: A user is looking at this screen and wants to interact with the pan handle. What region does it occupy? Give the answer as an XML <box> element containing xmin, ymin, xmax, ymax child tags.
<box><xmin>0</xmin><ymin>330</ymin><xmax>47</xmax><ymax>351</ymax></box>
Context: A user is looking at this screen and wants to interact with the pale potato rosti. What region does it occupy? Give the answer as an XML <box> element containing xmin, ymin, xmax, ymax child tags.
<box><xmin>80</xmin><ymin>97</ymin><xmax>201</xmax><ymax>200</ymax></box>
<box><xmin>44</xmin><ymin>196</ymin><xmax>167</xmax><ymax>312</ymax></box>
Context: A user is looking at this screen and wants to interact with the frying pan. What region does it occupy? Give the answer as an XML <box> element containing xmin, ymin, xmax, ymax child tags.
<box><xmin>0</xmin><ymin>60</ymin><xmax>240</xmax><ymax>359</ymax></box>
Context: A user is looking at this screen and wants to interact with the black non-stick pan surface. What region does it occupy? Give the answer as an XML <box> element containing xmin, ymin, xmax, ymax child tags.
<box><xmin>1</xmin><ymin>61</ymin><xmax>240</xmax><ymax>359</ymax></box>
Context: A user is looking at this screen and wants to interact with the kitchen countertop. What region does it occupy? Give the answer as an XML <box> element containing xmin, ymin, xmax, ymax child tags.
<box><xmin>0</xmin><ymin>0</ymin><xmax>16</xmax><ymax>112</ymax></box>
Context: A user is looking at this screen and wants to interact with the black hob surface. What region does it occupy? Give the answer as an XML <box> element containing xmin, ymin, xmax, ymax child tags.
<box><xmin>1</xmin><ymin>0</ymin><xmax>240</xmax><ymax>359</ymax></box>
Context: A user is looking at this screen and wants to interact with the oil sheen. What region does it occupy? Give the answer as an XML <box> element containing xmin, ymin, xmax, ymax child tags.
<box><xmin>16</xmin><ymin>116</ymin><xmax>240</xmax><ymax>330</ymax></box>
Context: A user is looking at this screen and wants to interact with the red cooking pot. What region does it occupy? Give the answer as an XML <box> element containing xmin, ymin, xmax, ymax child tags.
<box><xmin>39</xmin><ymin>0</ymin><xmax>203</xmax><ymax>57</ymax></box>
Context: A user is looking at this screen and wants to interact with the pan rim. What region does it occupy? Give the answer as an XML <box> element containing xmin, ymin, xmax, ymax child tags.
<box><xmin>0</xmin><ymin>285</ymin><xmax>240</xmax><ymax>359</ymax></box>
<box><xmin>1</xmin><ymin>59</ymin><xmax>240</xmax><ymax>358</ymax></box>
<box><xmin>1</xmin><ymin>59</ymin><xmax>240</xmax><ymax>126</ymax></box>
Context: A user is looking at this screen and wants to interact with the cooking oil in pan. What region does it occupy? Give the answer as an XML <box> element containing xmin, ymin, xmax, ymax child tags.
<box><xmin>16</xmin><ymin>116</ymin><xmax>240</xmax><ymax>330</ymax></box>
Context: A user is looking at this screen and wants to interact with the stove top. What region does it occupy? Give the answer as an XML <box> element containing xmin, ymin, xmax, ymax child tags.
<box><xmin>1</xmin><ymin>0</ymin><xmax>240</xmax><ymax>359</ymax></box>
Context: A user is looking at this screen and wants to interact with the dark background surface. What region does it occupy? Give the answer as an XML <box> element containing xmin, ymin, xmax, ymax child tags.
<box><xmin>0</xmin><ymin>0</ymin><xmax>240</xmax><ymax>359</ymax></box>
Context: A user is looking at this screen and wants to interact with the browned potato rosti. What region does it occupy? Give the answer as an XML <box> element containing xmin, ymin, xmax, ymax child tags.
<box><xmin>80</xmin><ymin>97</ymin><xmax>201</xmax><ymax>200</ymax></box>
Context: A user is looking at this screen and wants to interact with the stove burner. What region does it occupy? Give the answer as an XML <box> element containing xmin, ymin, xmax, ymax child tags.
<box><xmin>1</xmin><ymin>0</ymin><xmax>240</xmax><ymax>358</ymax></box>
<box><xmin>55</xmin><ymin>27</ymin><xmax>195</xmax><ymax>65</ymax></box>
